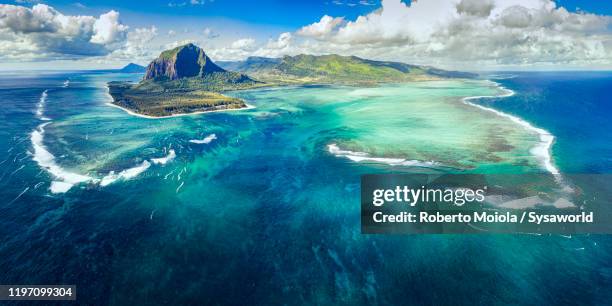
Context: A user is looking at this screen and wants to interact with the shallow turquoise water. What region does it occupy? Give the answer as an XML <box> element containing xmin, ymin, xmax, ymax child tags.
<box><xmin>0</xmin><ymin>71</ymin><xmax>610</xmax><ymax>305</ymax></box>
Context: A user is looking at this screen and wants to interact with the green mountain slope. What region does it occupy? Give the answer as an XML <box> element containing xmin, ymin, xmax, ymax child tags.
<box><xmin>218</xmin><ymin>54</ymin><xmax>477</xmax><ymax>84</ymax></box>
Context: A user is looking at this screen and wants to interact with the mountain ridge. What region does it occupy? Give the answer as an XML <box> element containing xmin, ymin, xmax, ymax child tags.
<box><xmin>217</xmin><ymin>54</ymin><xmax>477</xmax><ymax>84</ymax></box>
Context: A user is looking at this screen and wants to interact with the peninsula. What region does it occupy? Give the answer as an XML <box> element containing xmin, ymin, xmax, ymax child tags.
<box><xmin>108</xmin><ymin>43</ymin><xmax>476</xmax><ymax>117</ymax></box>
<box><xmin>108</xmin><ymin>43</ymin><xmax>259</xmax><ymax>117</ymax></box>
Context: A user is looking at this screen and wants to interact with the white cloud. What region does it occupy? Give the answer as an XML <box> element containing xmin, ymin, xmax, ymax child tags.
<box><xmin>0</xmin><ymin>4</ymin><xmax>130</xmax><ymax>60</ymax></box>
<box><xmin>297</xmin><ymin>15</ymin><xmax>345</xmax><ymax>39</ymax></box>
<box><xmin>91</xmin><ymin>10</ymin><xmax>128</xmax><ymax>45</ymax></box>
<box><xmin>106</xmin><ymin>26</ymin><xmax>157</xmax><ymax>63</ymax></box>
<box><xmin>208</xmin><ymin>37</ymin><xmax>257</xmax><ymax>61</ymax></box>
<box><xmin>288</xmin><ymin>0</ymin><xmax>612</xmax><ymax>69</ymax></box>
<box><xmin>3</xmin><ymin>0</ymin><xmax>611</xmax><ymax>70</ymax></box>
<box><xmin>230</xmin><ymin>38</ymin><xmax>256</xmax><ymax>50</ymax></box>
<box><xmin>456</xmin><ymin>0</ymin><xmax>494</xmax><ymax>17</ymax></box>
<box><xmin>250</xmin><ymin>32</ymin><xmax>296</xmax><ymax>58</ymax></box>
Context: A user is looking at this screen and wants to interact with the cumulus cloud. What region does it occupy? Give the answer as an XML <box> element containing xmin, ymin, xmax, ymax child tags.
<box><xmin>106</xmin><ymin>26</ymin><xmax>157</xmax><ymax>62</ymax></box>
<box><xmin>286</xmin><ymin>0</ymin><xmax>612</xmax><ymax>69</ymax></box>
<box><xmin>208</xmin><ymin>37</ymin><xmax>257</xmax><ymax>60</ymax></box>
<box><xmin>209</xmin><ymin>33</ymin><xmax>299</xmax><ymax>61</ymax></box>
<box><xmin>91</xmin><ymin>10</ymin><xmax>129</xmax><ymax>44</ymax></box>
<box><xmin>251</xmin><ymin>32</ymin><xmax>296</xmax><ymax>58</ymax></box>
<box><xmin>456</xmin><ymin>0</ymin><xmax>494</xmax><ymax>17</ymax></box>
<box><xmin>297</xmin><ymin>15</ymin><xmax>345</xmax><ymax>39</ymax></box>
<box><xmin>231</xmin><ymin>38</ymin><xmax>256</xmax><ymax>50</ymax></box>
<box><xmin>0</xmin><ymin>4</ymin><xmax>129</xmax><ymax>60</ymax></box>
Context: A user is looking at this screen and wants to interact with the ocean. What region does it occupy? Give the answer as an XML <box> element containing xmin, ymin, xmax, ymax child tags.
<box><xmin>0</xmin><ymin>70</ymin><xmax>610</xmax><ymax>305</ymax></box>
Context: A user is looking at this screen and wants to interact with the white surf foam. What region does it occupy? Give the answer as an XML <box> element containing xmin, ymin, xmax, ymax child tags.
<box><xmin>327</xmin><ymin>144</ymin><xmax>438</xmax><ymax>167</ymax></box>
<box><xmin>31</xmin><ymin>123</ymin><xmax>92</xmax><ymax>193</ymax></box>
<box><xmin>462</xmin><ymin>82</ymin><xmax>560</xmax><ymax>177</ymax></box>
<box><xmin>189</xmin><ymin>134</ymin><xmax>217</xmax><ymax>144</ymax></box>
<box><xmin>100</xmin><ymin>160</ymin><xmax>151</xmax><ymax>187</ymax></box>
<box><xmin>35</xmin><ymin>90</ymin><xmax>51</xmax><ymax>121</ymax></box>
<box><xmin>151</xmin><ymin>149</ymin><xmax>176</xmax><ymax>165</ymax></box>
<box><xmin>62</xmin><ymin>80</ymin><xmax>70</xmax><ymax>88</ymax></box>
<box><xmin>50</xmin><ymin>181</ymin><xmax>74</xmax><ymax>193</ymax></box>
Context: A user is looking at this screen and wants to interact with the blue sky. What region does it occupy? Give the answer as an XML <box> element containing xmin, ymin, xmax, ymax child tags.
<box><xmin>42</xmin><ymin>0</ymin><xmax>381</xmax><ymax>28</ymax></box>
<box><xmin>34</xmin><ymin>0</ymin><xmax>612</xmax><ymax>27</ymax></box>
<box><xmin>1</xmin><ymin>0</ymin><xmax>611</xmax><ymax>70</ymax></box>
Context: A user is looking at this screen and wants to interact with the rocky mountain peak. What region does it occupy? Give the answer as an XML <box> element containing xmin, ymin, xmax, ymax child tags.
<box><xmin>144</xmin><ymin>43</ymin><xmax>225</xmax><ymax>80</ymax></box>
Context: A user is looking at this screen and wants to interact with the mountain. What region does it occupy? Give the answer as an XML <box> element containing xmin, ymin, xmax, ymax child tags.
<box><xmin>218</xmin><ymin>54</ymin><xmax>477</xmax><ymax>84</ymax></box>
<box><xmin>144</xmin><ymin>43</ymin><xmax>226</xmax><ymax>80</ymax></box>
<box><xmin>217</xmin><ymin>56</ymin><xmax>281</xmax><ymax>74</ymax></box>
<box><xmin>139</xmin><ymin>43</ymin><xmax>257</xmax><ymax>91</ymax></box>
<box><xmin>108</xmin><ymin>44</ymin><xmax>258</xmax><ymax>117</ymax></box>
<box><xmin>108</xmin><ymin>44</ymin><xmax>476</xmax><ymax>117</ymax></box>
<box><xmin>119</xmin><ymin>63</ymin><xmax>146</xmax><ymax>73</ymax></box>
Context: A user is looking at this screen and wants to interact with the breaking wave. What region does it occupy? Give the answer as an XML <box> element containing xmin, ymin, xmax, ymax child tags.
<box><xmin>30</xmin><ymin>90</ymin><xmax>158</xmax><ymax>193</ymax></box>
<box><xmin>151</xmin><ymin>149</ymin><xmax>176</xmax><ymax>165</ymax></box>
<box><xmin>35</xmin><ymin>90</ymin><xmax>51</xmax><ymax>121</ymax></box>
<box><xmin>100</xmin><ymin>161</ymin><xmax>151</xmax><ymax>187</ymax></box>
<box><xmin>31</xmin><ymin>123</ymin><xmax>93</xmax><ymax>193</ymax></box>
<box><xmin>462</xmin><ymin>82</ymin><xmax>560</xmax><ymax>177</ymax></box>
<box><xmin>189</xmin><ymin>134</ymin><xmax>217</xmax><ymax>144</ymax></box>
<box><xmin>327</xmin><ymin>144</ymin><xmax>439</xmax><ymax>167</ymax></box>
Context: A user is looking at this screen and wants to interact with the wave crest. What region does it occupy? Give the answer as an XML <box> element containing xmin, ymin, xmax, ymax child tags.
<box><xmin>327</xmin><ymin>144</ymin><xmax>438</xmax><ymax>167</ymax></box>
<box><xmin>189</xmin><ymin>134</ymin><xmax>217</xmax><ymax>144</ymax></box>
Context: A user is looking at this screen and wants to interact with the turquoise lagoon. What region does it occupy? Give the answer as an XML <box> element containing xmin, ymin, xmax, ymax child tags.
<box><xmin>0</xmin><ymin>71</ymin><xmax>610</xmax><ymax>305</ymax></box>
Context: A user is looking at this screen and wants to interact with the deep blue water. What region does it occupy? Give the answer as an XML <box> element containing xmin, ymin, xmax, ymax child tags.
<box><xmin>0</xmin><ymin>71</ymin><xmax>611</xmax><ymax>305</ymax></box>
<box><xmin>482</xmin><ymin>71</ymin><xmax>612</xmax><ymax>174</ymax></box>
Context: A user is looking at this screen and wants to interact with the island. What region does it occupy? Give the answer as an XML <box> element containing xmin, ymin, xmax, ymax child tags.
<box><xmin>118</xmin><ymin>63</ymin><xmax>146</xmax><ymax>73</ymax></box>
<box><xmin>108</xmin><ymin>43</ymin><xmax>476</xmax><ymax>118</ymax></box>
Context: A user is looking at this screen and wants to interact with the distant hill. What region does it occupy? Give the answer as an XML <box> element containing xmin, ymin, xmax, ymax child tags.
<box><xmin>217</xmin><ymin>57</ymin><xmax>281</xmax><ymax>74</ymax></box>
<box><xmin>218</xmin><ymin>54</ymin><xmax>477</xmax><ymax>84</ymax></box>
<box><xmin>119</xmin><ymin>63</ymin><xmax>146</xmax><ymax>73</ymax></box>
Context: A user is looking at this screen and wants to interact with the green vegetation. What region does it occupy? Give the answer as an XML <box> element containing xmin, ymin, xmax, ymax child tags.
<box><xmin>136</xmin><ymin>72</ymin><xmax>264</xmax><ymax>92</ymax></box>
<box><xmin>219</xmin><ymin>54</ymin><xmax>477</xmax><ymax>85</ymax></box>
<box><xmin>108</xmin><ymin>43</ymin><xmax>264</xmax><ymax>117</ymax></box>
<box><xmin>108</xmin><ymin>43</ymin><xmax>476</xmax><ymax>117</ymax></box>
<box><xmin>108</xmin><ymin>81</ymin><xmax>246</xmax><ymax>117</ymax></box>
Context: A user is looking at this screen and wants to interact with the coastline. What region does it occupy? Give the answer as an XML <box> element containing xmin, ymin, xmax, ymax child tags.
<box><xmin>104</xmin><ymin>85</ymin><xmax>255</xmax><ymax>119</ymax></box>
<box><xmin>105</xmin><ymin>102</ymin><xmax>256</xmax><ymax>119</ymax></box>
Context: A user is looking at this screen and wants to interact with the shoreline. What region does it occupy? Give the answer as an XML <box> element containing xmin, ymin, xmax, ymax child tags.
<box><xmin>105</xmin><ymin>102</ymin><xmax>256</xmax><ymax>119</ymax></box>
<box><xmin>104</xmin><ymin>85</ymin><xmax>255</xmax><ymax>119</ymax></box>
